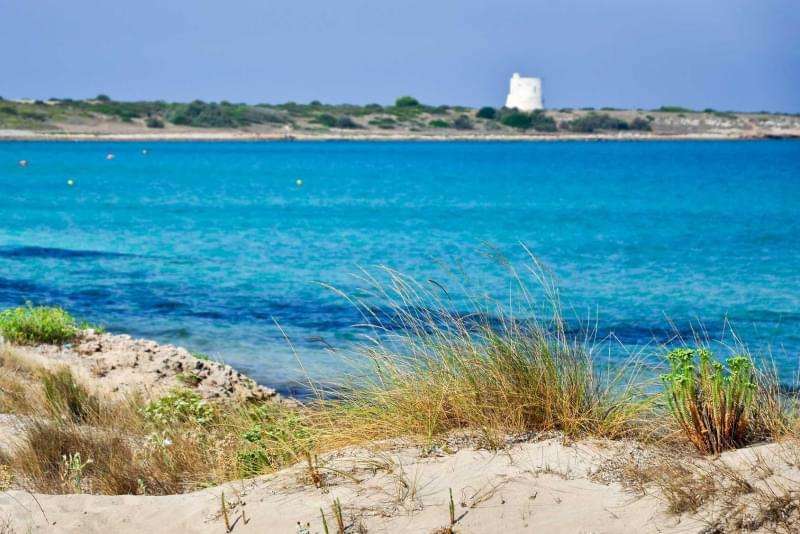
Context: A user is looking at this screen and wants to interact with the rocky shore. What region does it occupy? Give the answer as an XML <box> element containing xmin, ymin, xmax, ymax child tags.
<box><xmin>7</xmin><ymin>329</ymin><xmax>284</xmax><ymax>403</ymax></box>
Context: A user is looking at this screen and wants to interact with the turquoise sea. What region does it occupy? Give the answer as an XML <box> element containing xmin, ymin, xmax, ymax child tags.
<box><xmin>1</xmin><ymin>140</ymin><xmax>798</xmax><ymax>394</ymax></box>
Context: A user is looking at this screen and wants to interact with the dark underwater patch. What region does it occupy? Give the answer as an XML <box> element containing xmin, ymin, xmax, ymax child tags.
<box><xmin>0</xmin><ymin>245</ymin><xmax>135</xmax><ymax>260</ymax></box>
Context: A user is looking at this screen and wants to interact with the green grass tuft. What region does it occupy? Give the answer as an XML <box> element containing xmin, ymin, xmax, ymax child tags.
<box><xmin>40</xmin><ymin>367</ymin><xmax>100</xmax><ymax>423</ymax></box>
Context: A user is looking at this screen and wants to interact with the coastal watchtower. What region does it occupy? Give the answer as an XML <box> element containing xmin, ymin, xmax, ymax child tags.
<box><xmin>505</xmin><ymin>73</ymin><xmax>543</xmax><ymax>111</ymax></box>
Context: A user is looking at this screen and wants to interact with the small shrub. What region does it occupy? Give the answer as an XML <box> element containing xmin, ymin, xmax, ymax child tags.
<box><xmin>334</xmin><ymin>115</ymin><xmax>361</xmax><ymax>129</ymax></box>
<box><xmin>236</xmin><ymin>411</ymin><xmax>316</xmax><ymax>476</ymax></box>
<box><xmin>142</xmin><ymin>389</ymin><xmax>214</xmax><ymax>427</ymax></box>
<box><xmin>476</xmin><ymin>106</ymin><xmax>496</xmax><ymax>119</ymax></box>
<box><xmin>368</xmin><ymin>117</ymin><xmax>396</xmax><ymax>129</ymax></box>
<box><xmin>395</xmin><ymin>96</ymin><xmax>420</xmax><ymax>107</ymax></box>
<box><xmin>145</xmin><ymin>117</ymin><xmax>164</xmax><ymax>128</ymax></box>
<box><xmin>563</xmin><ymin>112</ymin><xmax>629</xmax><ymax>133</ymax></box>
<box><xmin>176</xmin><ymin>372</ymin><xmax>201</xmax><ymax>388</ymax></box>
<box><xmin>658</xmin><ymin>105</ymin><xmax>693</xmax><ymax>113</ymax></box>
<box><xmin>630</xmin><ymin>117</ymin><xmax>652</xmax><ymax>131</ymax></box>
<box><xmin>500</xmin><ymin>111</ymin><xmax>532</xmax><ymax>129</ymax></box>
<box><xmin>529</xmin><ymin>110</ymin><xmax>557</xmax><ymax>132</ymax></box>
<box><xmin>0</xmin><ymin>305</ymin><xmax>79</xmax><ymax>345</ymax></box>
<box><xmin>428</xmin><ymin>119</ymin><xmax>449</xmax><ymax>128</ymax></box>
<box><xmin>314</xmin><ymin>113</ymin><xmax>337</xmax><ymax>127</ymax></box>
<box><xmin>190</xmin><ymin>350</ymin><xmax>210</xmax><ymax>361</ymax></box>
<box><xmin>661</xmin><ymin>348</ymin><xmax>756</xmax><ymax>454</ymax></box>
<box><xmin>95</xmin><ymin>94</ymin><xmax>111</xmax><ymax>102</ymax></box>
<box><xmin>452</xmin><ymin>114</ymin><xmax>473</xmax><ymax>130</ymax></box>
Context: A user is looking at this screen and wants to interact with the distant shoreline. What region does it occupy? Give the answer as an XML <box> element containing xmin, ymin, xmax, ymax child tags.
<box><xmin>2</xmin><ymin>130</ymin><xmax>798</xmax><ymax>142</ymax></box>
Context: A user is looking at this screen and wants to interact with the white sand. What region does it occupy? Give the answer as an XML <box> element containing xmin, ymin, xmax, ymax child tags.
<box><xmin>0</xmin><ymin>437</ymin><xmax>705</xmax><ymax>533</ymax></box>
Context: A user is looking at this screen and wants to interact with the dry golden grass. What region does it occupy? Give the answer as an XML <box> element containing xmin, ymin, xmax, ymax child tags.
<box><xmin>610</xmin><ymin>441</ymin><xmax>800</xmax><ymax>532</ymax></box>
<box><xmin>308</xmin><ymin>266</ymin><xmax>652</xmax><ymax>450</ymax></box>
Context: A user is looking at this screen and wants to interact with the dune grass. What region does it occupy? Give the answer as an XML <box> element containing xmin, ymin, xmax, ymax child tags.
<box><xmin>0</xmin><ymin>304</ymin><xmax>79</xmax><ymax>345</ymax></box>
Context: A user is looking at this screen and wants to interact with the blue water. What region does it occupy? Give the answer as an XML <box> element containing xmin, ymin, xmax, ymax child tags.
<box><xmin>1</xmin><ymin>140</ymin><xmax>799</xmax><ymax>393</ymax></box>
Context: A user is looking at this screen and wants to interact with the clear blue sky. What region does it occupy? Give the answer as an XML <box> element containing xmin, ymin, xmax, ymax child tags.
<box><xmin>1</xmin><ymin>0</ymin><xmax>798</xmax><ymax>111</ymax></box>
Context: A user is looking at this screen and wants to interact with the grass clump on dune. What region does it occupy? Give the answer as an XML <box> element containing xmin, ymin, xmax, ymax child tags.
<box><xmin>0</xmin><ymin>304</ymin><xmax>79</xmax><ymax>345</ymax></box>
<box><xmin>313</xmin><ymin>266</ymin><xmax>648</xmax><ymax>447</ymax></box>
<box><xmin>40</xmin><ymin>367</ymin><xmax>100</xmax><ymax>423</ymax></box>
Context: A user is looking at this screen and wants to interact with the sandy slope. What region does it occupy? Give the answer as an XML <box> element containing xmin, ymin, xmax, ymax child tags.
<box><xmin>0</xmin><ymin>437</ymin><xmax>705</xmax><ymax>534</ymax></box>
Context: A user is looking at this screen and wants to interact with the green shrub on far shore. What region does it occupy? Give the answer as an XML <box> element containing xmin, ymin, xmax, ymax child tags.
<box><xmin>500</xmin><ymin>109</ymin><xmax>556</xmax><ymax>131</ymax></box>
<box><xmin>662</xmin><ymin>348</ymin><xmax>756</xmax><ymax>454</ymax></box>
<box><xmin>562</xmin><ymin>112</ymin><xmax>630</xmax><ymax>133</ymax></box>
<box><xmin>476</xmin><ymin>106</ymin><xmax>496</xmax><ymax>119</ymax></box>
<box><xmin>452</xmin><ymin>114</ymin><xmax>473</xmax><ymax>130</ymax></box>
<box><xmin>0</xmin><ymin>305</ymin><xmax>79</xmax><ymax>345</ymax></box>
<box><xmin>658</xmin><ymin>105</ymin><xmax>694</xmax><ymax>113</ymax></box>
<box><xmin>429</xmin><ymin>119</ymin><xmax>449</xmax><ymax>128</ymax></box>
<box><xmin>314</xmin><ymin>114</ymin><xmax>361</xmax><ymax>129</ymax></box>
<box><xmin>500</xmin><ymin>110</ymin><xmax>532</xmax><ymax>129</ymax></box>
<box><xmin>529</xmin><ymin>110</ymin><xmax>557</xmax><ymax>132</ymax></box>
<box><xmin>395</xmin><ymin>96</ymin><xmax>420</xmax><ymax>107</ymax></box>
<box><xmin>146</xmin><ymin>117</ymin><xmax>164</xmax><ymax>128</ymax></box>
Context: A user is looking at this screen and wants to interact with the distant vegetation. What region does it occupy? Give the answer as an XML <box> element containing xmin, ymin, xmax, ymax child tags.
<box><xmin>499</xmin><ymin>109</ymin><xmax>557</xmax><ymax>131</ymax></box>
<box><xmin>561</xmin><ymin>112</ymin><xmax>651</xmax><ymax>133</ymax></box>
<box><xmin>476</xmin><ymin>106</ymin><xmax>496</xmax><ymax>119</ymax></box>
<box><xmin>0</xmin><ymin>95</ymin><xmax>787</xmax><ymax>135</ymax></box>
<box><xmin>657</xmin><ymin>105</ymin><xmax>694</xmax><ymax>113</ymax></box>
<box><xmin>312</xmin><ymin>113</ymin><xmax>361</xmax><ymax>129</ymax></box>
<box><xmin>394</xmin><ymin>96</ymin><xmax>420</xmax><ymax>107</ymax></box>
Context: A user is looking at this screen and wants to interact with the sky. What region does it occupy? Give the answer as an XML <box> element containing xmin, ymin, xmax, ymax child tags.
<box><xmin>1</xmin><ymin>0</ymin><xmax>798</xmax><ymax>112</ymax></box>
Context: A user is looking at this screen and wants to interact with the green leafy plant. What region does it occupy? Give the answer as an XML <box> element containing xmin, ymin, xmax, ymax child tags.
<box><xmin>661</xmin><ymin>348</ymin><xmax>756</xmax><ymax>454</ymax></box>
<box><xmin>176</xmin><ymin>372</ymin><xmax>201</xmax><ymax>388</ymax></box>
<box><xmin>190</xmin><ymin>350</ymin><xmax>211</xmax><ymax>361</ymax></box>
<box><xmin>236</xmin><ymin>411</ymin><xmax>316</xmax><ymax>476</ymax></box>
<box><xmin>0</xmin><ymin>304</ymin><xmax>79</xmax><ymax>345</ymax></box>
<box><xmin>59</xmin><ymin>452</ymin><xmax>92</xmax><ymax>492</ymax></box>
<box><xmin>141</xmin><ymin>389</ymin><xmax>214</xmax><ymax>427</ymax></box>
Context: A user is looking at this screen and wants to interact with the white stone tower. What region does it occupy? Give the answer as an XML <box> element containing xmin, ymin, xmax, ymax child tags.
<box><xmin>505</xmin><ymin>73</ymin><xmax>543</xmax><ymax>111</ymax></box>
